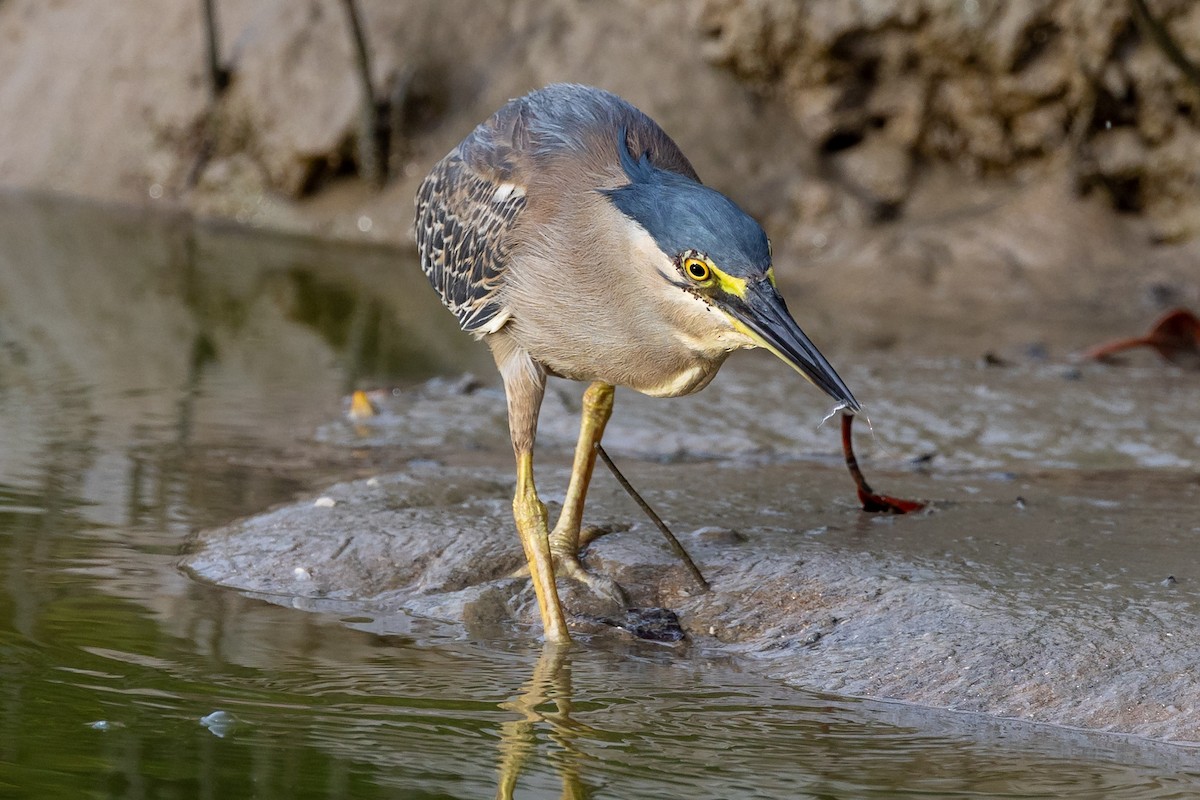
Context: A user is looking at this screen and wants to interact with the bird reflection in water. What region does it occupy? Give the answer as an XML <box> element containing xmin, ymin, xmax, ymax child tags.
<box><xmin>495</xmin><ymin>645</ymin><xmax>590</xmax><ymax>800</ymax></box>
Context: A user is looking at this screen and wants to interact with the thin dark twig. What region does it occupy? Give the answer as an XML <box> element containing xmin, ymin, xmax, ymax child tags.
<box><xmin>1066</xmin><ymin>0</ymin><xmax>1100</xmax><ymax>189</ymax></box>
<box><xmin>188</xmin><ymin>0</ymin><xmax>229</xmax><ymax>189</ymax></box>
<box><xmin>595</xmin><ymin>445</ymin><xmax>709</xmax><ymax>592</ymax></box>
<box><xmin>339</xmin><ymin>0</ymin><xmax>384</xmax><ymax>186</ymax></box>
<box><xmin>1129</xmin><ymin>0</ymin><xmax>1200</xmax><ymax>98</ymax></box>
<box><xmin>387</xmin><ymin>66</ymin><xmax>415</xmax><ymax>180</ymax></box>
<box><xmin>201</xmin><ymin>0</ymin><xmax>229</xmax><ymax>97</ymax></box>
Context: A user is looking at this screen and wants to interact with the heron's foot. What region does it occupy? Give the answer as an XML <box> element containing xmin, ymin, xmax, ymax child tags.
<box><xmin>507</xmin><ymin>556</ymin><xmax>628</xmax><ymax>615</ymax></box>
<box><xmin>549</xmin><ymin>523</ymin><xmax>630</xmax><ymax>614</ymax></box>
<box><xmin>550</xmin><ymin>549</ymin><xmax>629</xmax><ymax>613</ymax></box>
<box><xmin>509</xmin><ymin>524</ymin><xmax>631</xmax><ymax>614</ymax></box>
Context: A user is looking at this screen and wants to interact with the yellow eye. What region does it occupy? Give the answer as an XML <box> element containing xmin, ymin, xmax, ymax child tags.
<box><xmin>683</xmin><ymin>257</ymin><xmax>711</xmax><ymax>282</ymax></box>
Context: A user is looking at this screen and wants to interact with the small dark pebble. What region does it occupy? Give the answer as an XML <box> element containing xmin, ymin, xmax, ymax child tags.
<box><xmin>1024</xmin><ymin>342</ymin><xmax>1050</xmax><ymax>361</ymax></box>
<box><xmin>1146</xmin><ymin>282</ymin><xmax>1182</xmax><ymax>308</ymax></box>
<box><xmin>1060</xmin><ymin>366</ymin><xmax>1083</xmax><ymax>381</ymax></box>
<box><xmin>979</xmin><ymin>352</ymin><xmax>1011</xmax><ymax>367</ymax></box>
<box><xmin>910</xmin><ymin>452</ymin><xmax>937</xmax><ymax>465</ymax></box>
<box><xmin>1014</xmin><ymin>496</ymin><xmax>1027</xmax><ymax>510</ymax></box>
<box><xmin>1163</xmin><ymin>575</ymin><xmax>1178</xmax><ymax>586</ymax></box>
<box><xmin>802</xmin><ymin>629</ymin><xmax>823</xmax><ymax>646</ymax></box>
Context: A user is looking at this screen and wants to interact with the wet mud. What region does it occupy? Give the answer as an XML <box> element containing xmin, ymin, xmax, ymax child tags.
<box><xmin>185</xmin><ymin>352</ymin><xmax>1200</xmax><ymax>744</ymax></box>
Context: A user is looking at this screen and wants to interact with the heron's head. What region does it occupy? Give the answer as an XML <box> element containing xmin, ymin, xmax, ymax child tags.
<box><xmin>602</xmin><ymin>131</ymin><xmax>859</xmax><ymax>412</ymax></box>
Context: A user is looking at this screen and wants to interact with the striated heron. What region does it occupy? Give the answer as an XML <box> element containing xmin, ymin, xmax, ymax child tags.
<box><xmin>416</xmin><ymin>83</ymin><xmax>859</xmax><ymax>642</ymax></box>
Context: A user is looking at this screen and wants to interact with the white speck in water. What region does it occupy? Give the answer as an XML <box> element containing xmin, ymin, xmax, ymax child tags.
<box><xmin>812</xmin><ymin>232</ymin><xmax>828</xmax><ymax>248</ymax></box>
<box><xmin>148</xmin><ymin>183</ymin><xmax>163</xmax><ymax>199</ymax></box>
<box><xmin>293</xmin><ymin>567</ymin><xmax>312</xmax><ymax>580</ymax></box>
<box><xmin>1105</xmin><ymin>120</ymin><xmax>1112</xmax><ymax>130</ymax></box>
<box><xmin>357</xmin><ymin>215</ymin><xmax>373</xmax><ymax>233</ymax></box>
<box><xmin>314</xmin><ymin>496</ymin><xmax>336</xmax><ymax>508</ymax></box>
<box><xmin>88</xmin><ymin>720</ymin><xmax>119</xmax><ymax>731</ymax></box>
<box><xmin>200</xmin><ymin>710</ymin><xmax>237</xmax><ymax>738</ymax></box>
<box><xmin>366</xmin><ymin>477</ymin><xmax>380</xmax><ymax>487</ymax></box>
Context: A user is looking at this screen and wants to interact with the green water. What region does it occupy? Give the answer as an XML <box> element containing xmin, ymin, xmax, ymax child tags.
<box><xmin>1</xmin><ymin>193</ymin><xmax>1197</xmax><ymax>799</ymax></box>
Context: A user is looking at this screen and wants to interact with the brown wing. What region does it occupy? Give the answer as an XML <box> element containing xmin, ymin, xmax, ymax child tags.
<box><xmin>414</xmin><ymin>112</ymin><xmax>528</xmax><ymax>335</ymax></box>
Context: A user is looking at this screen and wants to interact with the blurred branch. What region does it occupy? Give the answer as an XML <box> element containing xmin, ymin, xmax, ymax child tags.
<box><xmin>201</xmin><ymin>0</ymin><xmax>230</xmax><ymax>98</ymax></box>
<box><xmin>339</xmin><ymin>0</ymin><xmax>385</xmax><ymax>187</ymax></box>
<box><xmin>1128</xmin><ymin>0</ymin><xmax>1200</xmax><ymax>99</ymax></box>
<box><xmin>386</xmin><ymin>66</ymin><xmax>415</xmax><ymax>181</ymax></box>
<box><xmin>188</xmin><ymin>0</ymin><xmax>230</xmax><ymax>189</ymax></box>
<box><xmin>1066</xmin><ymin>1</ymin><xmax>1100</xmax><ymax>190</ymax></box>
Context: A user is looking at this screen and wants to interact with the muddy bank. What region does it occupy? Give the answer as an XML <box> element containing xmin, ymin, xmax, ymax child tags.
<box><xmin>701</xmin><ymin>0</ymin><xmax>1200</xmax><ymax>241</ymax></box>
<box><xmin>5</xmin><ymin>0</ymin><xmax>1200</xmax><ymax>234</ymax></box>
<box><xmin>185</xmin><ymin>355</ymin><xmax>1200</xmax><ymax>744</ymax></box>
<box><xmin>0</xmin><ymin>0</ymin><xmax>797</xmax><ymax>244</ymax></box>
<box><xmin>2</xmin><ymin>2</ymin><xmax>1199</xmax><ymax>358</ymax></box>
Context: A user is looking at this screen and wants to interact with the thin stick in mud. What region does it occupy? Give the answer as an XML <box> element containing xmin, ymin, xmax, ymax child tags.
<box><xmin>596</xmin><ymin>444</ymin><xmax>710</xmax><ymax>592</ymax></box>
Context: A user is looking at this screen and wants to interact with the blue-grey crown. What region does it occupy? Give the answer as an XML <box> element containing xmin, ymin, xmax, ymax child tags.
<box><xmin>602</xmin><ymin>129</ymin><xmax>771</xmax><ymax>276</ymax></box>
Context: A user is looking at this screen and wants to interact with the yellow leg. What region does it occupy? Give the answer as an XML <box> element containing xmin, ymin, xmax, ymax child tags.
<box><xmin>543</xmin><ymin>383</ymin><xmax>628</xmax><ymax>610</ymax></box>
<box><xmin>550</xmin><ymin>381</ymin><xmax>615</xmax><ymax>559</ymax></box>
<box><xmin>514</xmin><ymin>450</ymin><xmax>571</xmax><ymax>643</ymax></box>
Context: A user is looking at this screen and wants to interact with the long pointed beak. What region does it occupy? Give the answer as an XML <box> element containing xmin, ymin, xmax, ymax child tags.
<box><xmin>722</xmin><ymin>281</ymin><xmax>861</xmax><ymax>413</ymax></box>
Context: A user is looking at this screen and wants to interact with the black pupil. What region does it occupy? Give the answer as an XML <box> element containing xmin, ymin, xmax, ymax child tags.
<box><xmin>689</xmin><ymin>262</ymin><xmax>706</xmax><ymax>278</ymax></box>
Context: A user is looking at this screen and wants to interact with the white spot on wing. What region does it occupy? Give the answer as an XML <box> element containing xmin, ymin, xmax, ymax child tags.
<box><xmin>492</xmin><ymin>182</ymin><xmax>525</xmax><ymax>203</ymax></box>
<box><xmin>475</xmin><ymin>308</ymin><xmax>512</xmax><ymax>335</ymax></box>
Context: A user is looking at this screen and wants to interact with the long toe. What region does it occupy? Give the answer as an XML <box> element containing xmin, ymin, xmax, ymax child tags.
<box><xmin>551</xmin><ymin>522</ymin><xmax>628</xmax><ymax>553</ymax></box>
<box><xmin>553</xmin><ymin>553</ymin><xmax>630</xmax><ymax>618</ymax></box>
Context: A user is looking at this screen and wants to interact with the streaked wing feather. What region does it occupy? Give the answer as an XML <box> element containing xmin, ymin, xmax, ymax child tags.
<box><xmin>415</xmin><ymin>134</ymin><xmax>526</xmax><ymax>334</ymax></box>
